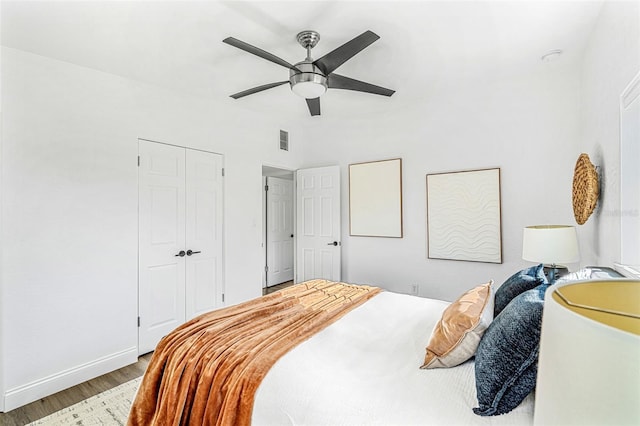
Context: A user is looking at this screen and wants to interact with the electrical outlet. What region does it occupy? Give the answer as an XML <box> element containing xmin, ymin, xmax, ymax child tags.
<box><xmin>409</xmin><ymin>284</ymin><xmax>419</xmax><ymax>295</ymax></box>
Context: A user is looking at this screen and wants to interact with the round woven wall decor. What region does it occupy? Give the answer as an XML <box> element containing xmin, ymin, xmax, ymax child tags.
<box><xmin>572</xmin><ymin>153</ymin><xmax>599</xmax><ymax>225</ymax></box>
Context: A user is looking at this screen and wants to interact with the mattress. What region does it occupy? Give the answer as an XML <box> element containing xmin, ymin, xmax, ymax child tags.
<box><xmin>252</xmin><ymin>291</ymin><xmax>535</xmax><ymax>425</ymax></box>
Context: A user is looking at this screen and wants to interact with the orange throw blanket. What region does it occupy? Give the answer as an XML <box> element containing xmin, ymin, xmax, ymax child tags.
<box><xmin>128</xmin><ymin>280</ymin><xmax>381</xmax><ymax>426</ymax></box>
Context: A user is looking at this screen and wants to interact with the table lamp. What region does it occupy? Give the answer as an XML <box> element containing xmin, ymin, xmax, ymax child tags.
<box><xmin>535</xmin><ymin>280</ymin><xmax>640</xmax><ymax>425</ymax></box>
<box><xmin>522</xmin><ymin>225</ymin><xmax>580</xmax><ymax>282</ymax></box>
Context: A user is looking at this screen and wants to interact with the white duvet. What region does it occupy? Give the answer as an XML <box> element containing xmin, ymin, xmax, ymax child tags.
<box><xmin>252</xmin><ymin>291</ymin><xmax>534</xmax><ymax>425</ymax></box>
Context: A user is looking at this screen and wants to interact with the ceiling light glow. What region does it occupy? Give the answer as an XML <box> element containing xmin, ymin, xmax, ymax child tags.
<box><xmin>291</xmin><ymin>80</ymin><xmax>327</xmax><ymax>98</ymax></box>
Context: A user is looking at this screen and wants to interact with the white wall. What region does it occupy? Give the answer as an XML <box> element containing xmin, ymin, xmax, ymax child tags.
<box><xmin>1</xmin><ymin>48</ymin><xmax>138</xmax><ymax>411</ymax></box>
<box><xmin>298</xmin><ymin>1</ymin><xmax>640</xmax><ymax>301</ymax></box>
<box><xmin>0</xmin><ymin>47</ymin><xmax>303</xmax><ymax>410</ymax></box>
<box><xmin>302</xmin><ymin>61</ymin><xmax>583</xmax><ymax>302</ymax></box>
<box><xmin>578</xmin><ymin>0</ymin><xmax>640</xmax><ymax>266</ymax></box>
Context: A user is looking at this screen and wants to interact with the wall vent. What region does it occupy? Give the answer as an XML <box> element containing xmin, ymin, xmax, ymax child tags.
<box><xmin>279</xmin><ymin>130</ymin><xmax>289</xmax><ymax>151</ymax></box>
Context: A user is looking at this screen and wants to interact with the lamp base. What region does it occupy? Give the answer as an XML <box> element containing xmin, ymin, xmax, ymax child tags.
<box><xmin>543</xmin><ymin>265</ymin><xmax>569</xmax><ymax>283</ymax></box>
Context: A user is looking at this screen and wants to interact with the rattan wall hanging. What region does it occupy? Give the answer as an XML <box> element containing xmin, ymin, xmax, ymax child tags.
<box><xmin>572</xmin><ymin>153</ymin><xmax>599</xmax><ymax>225</ymax></box>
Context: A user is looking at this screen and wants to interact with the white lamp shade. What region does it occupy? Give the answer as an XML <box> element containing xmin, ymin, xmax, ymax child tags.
<box><xmin>535</xmin><ymin>280</ymin><xmax>640</xmax><ymax>425</ymax></box>
<box><xmin>522</xmin><ymin>225</ymin><xmax>580</xmax><ymax>265</ymax></box>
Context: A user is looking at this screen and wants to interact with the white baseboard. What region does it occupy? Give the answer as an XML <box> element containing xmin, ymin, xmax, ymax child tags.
<box><xmin>2</xmin><ymin>346</ymin><xmax>138</xmax><ymax>412</ymax></box>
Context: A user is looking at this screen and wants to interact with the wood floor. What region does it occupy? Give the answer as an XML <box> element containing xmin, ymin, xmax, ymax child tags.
<box><xmin>0</xmin><ymin>353</ymin><xmax>153</xmax><ymax>426</ymax></box>
<box><xmin>263</xmin><ymin>280</ymin><xmax>294</xmax><ymax>295</ymax></box>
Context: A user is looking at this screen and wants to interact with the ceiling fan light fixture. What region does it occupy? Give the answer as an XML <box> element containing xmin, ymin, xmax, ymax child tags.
<box><xmin>290</xmin><ymin>61</ymin><xmax>327</xmax><ymax>99</ymax></box>
<box><xmin>291</xmin><ymin>75</ymin><xmax>327</xmax><ymax>98</ymax></box>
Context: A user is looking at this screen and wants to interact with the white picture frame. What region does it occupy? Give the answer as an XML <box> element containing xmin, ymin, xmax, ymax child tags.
<box><xmin>426</xmin><ymin>168</ymin><xmax>502</xmax><ymax>263</ymax></box>
<box><xmin>349</xmin><ymin>158</ymin><xmax>403</xmax><ymax>238</ymax></box>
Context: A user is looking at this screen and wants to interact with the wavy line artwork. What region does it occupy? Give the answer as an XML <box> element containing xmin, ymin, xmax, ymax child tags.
<box><xmin>427</xmin><ymin>168</ymin><xmax>502</xmax><ymax>263</ymax></box>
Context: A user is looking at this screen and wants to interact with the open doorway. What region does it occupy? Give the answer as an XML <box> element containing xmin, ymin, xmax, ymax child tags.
<box><xmin>262</xmin><ymin>166</ymin><xmax>295</xmax><ymax>292</ymax></box>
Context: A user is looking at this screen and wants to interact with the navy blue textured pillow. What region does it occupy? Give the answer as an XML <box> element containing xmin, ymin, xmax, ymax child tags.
<box><xmin>473</xmin><ymin>283</ymin><xmax>549</xmax><ymax>416</ymax></box>
<box><xmin>494</xmin><ymin>264</ymin><xmax>547</xmax><ymax>317</ymax></box>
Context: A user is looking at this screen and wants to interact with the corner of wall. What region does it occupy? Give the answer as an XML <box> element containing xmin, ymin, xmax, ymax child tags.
<box><xmin>0</xmin><ymin>45</ymin><xmax>5</xmax><ymax>411</ymax></box>
<box><xmin>0</xmin><ymin>107</ymin><xmax>5</xmax><ymax>415</ymax></box>
<box><xmin>579</xmin><ymin>0</ymin><xmax>640</xmax><ymax>267</ymax></box>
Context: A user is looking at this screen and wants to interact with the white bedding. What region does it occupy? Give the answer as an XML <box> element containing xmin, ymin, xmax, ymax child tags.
<box><xmin>253</xmin><ymin>291</ymin><xmax>534</xmax><ymax>425</ymax></box>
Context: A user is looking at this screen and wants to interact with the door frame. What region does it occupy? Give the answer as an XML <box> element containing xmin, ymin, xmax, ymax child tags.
<box><xmin>261</xmin><ymin>165</ymin><xmax>295</xmax><ymax>288</ymax></box>
<box><xmin>261</xmin><ymin>164</ymin><xmax>343</xmax><ymax>287</ymax></box>
<box><xmin>138</xmin><ymin>138</ymin><xmax>225</xmax><ymax>354</ymax></box>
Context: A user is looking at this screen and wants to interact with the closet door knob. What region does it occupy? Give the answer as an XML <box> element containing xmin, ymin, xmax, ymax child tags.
<box><xmin>186</xmin><ymin>250</ymin><xmax>201</xmax><ymax>256</ymax></box>
<box><xmin>175</xmin><ymin>250</ymin><xmax>186</xmax><ymax>257</ymax></box>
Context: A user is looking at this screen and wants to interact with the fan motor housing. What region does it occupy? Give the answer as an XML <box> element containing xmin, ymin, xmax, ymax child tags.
<box><xmin>289</xmin><ymin>61</ymin><xmax>327</xmax><ymax>98</ymax></box>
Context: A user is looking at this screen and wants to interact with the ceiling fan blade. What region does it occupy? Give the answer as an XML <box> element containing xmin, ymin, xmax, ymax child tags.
<box><xmin>328</xmin><ymin>74</ymin><xmax>395</xmax><ymax>97</ymax></box>
<box><xmin>306</xmin><ymin>97</ymin><xmax>321</xmax><ymax>116</ymax></box>
<box><xmin>230</xmin><ymin>81</ymin><xmax>289</xmax><ymax>99</ymax></box>
<box><xmin>313</xmin><ymin>30</ymin><xmax>380</xmax><ymax>76</ymax></box>
<box><xmin>223</xmin><ymin>37</ymin><xmax>301</xmax><ymax>72</ymax></box>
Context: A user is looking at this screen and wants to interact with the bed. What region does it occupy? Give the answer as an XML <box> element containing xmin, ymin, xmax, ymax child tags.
<box><xmin>128</xmin><ymin>279</ymin><xmax>536</xmax><ymax>426</ymax></box>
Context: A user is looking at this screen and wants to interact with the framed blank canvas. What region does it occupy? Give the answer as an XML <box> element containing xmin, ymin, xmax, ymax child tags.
<box><xmin>426</xmin><ymin>168</ymin><xmax>502</xmax><ymax>263</ymax></box>
<box><xmin>349</xmin><ymin>158</ymin><xmax>403</xmax><ymax>238</ymax></box>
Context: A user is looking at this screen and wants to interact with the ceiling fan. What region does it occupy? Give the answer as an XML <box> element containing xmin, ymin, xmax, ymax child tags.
<box><xmin>223</xmin><ymin>30</ymin><xmax>395</xmax><ymax>116</ymax></box>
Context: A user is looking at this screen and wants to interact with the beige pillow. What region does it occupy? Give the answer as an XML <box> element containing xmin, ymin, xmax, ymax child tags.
<box><xmin>421</xmin><ymin>280</ymin><xmax>494</xmax><ymax>369</ymax></box>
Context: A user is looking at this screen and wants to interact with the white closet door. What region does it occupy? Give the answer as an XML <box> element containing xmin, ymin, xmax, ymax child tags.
<box><xmin>138</xmin><ymin>141</ymin><xmax>186</xmax><ymax>355</ymax></box>
<box><xmin>185</xmin><ymin>149</ymin><xmax>224</xmax><ymax>319</ymax></box>
<box><xmin>139</xmin><ymin>141</ymin><xmax>224</xmax><ymax>355</ymax></box>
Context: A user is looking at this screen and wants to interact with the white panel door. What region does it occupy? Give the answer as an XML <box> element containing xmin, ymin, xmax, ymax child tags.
<box><xmin>138</xmin><ymin>141</ymin><xmax>186</xmax><ymax>355</ymax></box>
<box><xmin>185</xmin><ymin>149</ymin><xmax>224</xmax><ymax>319</ymax></box>
<box><xmin>266</xmin><ymin>177</ymin><xmax>294</xmax><ymax>285</ymax></box>
<box><xmin>139</xmin><ymin>141</ymin><xmax>224</xmax><ymax>355</ymax></box>
<box><xmin>296</xmin><ymin>166</ymin><xmax>341</xmax><ymax>282</ymax></box>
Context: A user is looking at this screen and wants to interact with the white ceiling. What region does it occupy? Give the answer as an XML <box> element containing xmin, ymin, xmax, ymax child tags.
<box><xmin>1</xmin><ymin>0</ymin><xmax>604</xmax><ymax>120</ymax></box>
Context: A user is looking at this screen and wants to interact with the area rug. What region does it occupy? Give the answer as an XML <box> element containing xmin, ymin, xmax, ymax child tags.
<box><xmin>28</xmin><ymin>377</ymin><xmax>142</xmax><ymax>425</ymax></box>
